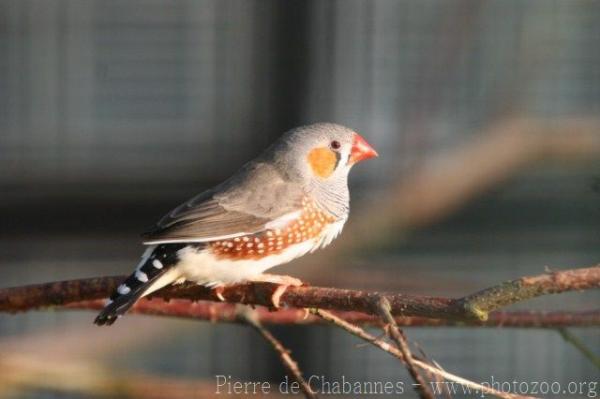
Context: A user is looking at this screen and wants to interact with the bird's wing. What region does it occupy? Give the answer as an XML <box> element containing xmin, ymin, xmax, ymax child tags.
<box><xmin>141</xmin><ymin>162</ymin><xmax>305</xmax><ymax>244</ymax></box>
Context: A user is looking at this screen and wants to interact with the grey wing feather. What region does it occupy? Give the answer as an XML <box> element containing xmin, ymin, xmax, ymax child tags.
<box><xmin>142</xmin><ymin>162</ymin><xmax>304</xmax><ymax>244</ymax></box>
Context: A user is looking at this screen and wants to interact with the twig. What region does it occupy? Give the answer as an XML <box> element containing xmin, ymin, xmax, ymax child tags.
<box><xmin>460</xmin><ymin>265</ymin><xmax>600</xmax><ymax>320</ymax></box>
<box><xmin>557</xmin><ymin>329</ymin><xmax>600</xmax><ymax>369</ymax></box>
<box><xmin>62</xmin><ymin>299</ymin><xmax>600</xmax><ymax>328</ymax></box>
<box><xmin>413</xmin><ymin>343</ymin><xmax>453</xmax><ymax>399</ymax></box>
<box><xmin>311</xmin><ymin>309</ymin><xmax>535</xmax><ymax>399</ymax></box>
<box><xmin>238</xmin><ymin>306</ymin><xmax>317</xmax><ymax>399</ymax></box>
<box><xmin>1</xmin><ymin>265</ymin><xmax>598</xmax><ymax>323</ymax></box>
<box><xmin>377</xmin><ymin>297</ymin><xmax>434</xmax><ymax>399</ymax></box>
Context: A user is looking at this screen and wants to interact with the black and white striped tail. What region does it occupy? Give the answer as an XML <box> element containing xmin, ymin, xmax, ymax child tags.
<box><xmin>94</xmin><ymin>244</ymin><xmax>185</xmax><ymax>326</ymax></box>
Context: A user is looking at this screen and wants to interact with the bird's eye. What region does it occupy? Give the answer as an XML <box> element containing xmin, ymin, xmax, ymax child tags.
<box><xmin>330</xmin><ymin>140</ymin><xmax>341</xmax><ymax>150</ymax></box>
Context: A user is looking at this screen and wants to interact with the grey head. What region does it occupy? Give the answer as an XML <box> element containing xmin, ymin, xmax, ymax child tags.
<box><xmin>260</xmin><ymin>122</ymin><xmax>378</xmax><ymax>218</ymax></box>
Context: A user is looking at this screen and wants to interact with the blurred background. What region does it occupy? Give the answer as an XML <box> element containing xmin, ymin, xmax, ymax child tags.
<box><xmin>1</xmin><ymin>0</ymin><xmax>599</xmax><ymax>397</ymax></box>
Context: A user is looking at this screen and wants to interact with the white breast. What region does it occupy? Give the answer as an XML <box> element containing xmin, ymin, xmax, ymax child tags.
<box><xmin>313</xmin><ymin>219</ymin><xmax>346</xmax><ymax>251</ymax></box>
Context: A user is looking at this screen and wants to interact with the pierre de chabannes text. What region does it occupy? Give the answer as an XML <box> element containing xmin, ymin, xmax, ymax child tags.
<box><xmin>215</xmin><ymin>375</ymin><xmax>598</xmax><ymax>397</ymax></box>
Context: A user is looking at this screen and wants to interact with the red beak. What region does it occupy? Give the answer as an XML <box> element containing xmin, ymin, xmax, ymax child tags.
<box><xmin>349</xmin><ymin>133</ymin><xmax>378</xmax><ymax>164</ymax></box>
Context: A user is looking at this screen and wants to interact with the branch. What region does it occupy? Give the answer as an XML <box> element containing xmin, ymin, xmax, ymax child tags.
<box><xmin>238</xmin><ymin>306</ymin><xmax>317</xmax><ymax>399</ymax></box>
<box><xmin>460</xmin><ymin>266</ymin><xmax>600</xmax><ymax>320</ymax></box>
<box><xmin>62</xmin><ymin>300</ymin><xmax>600</xmax><ymax>328</ymax></box>
<box><xmin>1</xmin><ymin>265</ymin><xmax>598</xmax><ymax>323</ymax></box>
<box><xmin>377</xmin><ymin>297</ymin><xmax>434</xmax><ymax>399</ymax></box>
<box><xmin>311</xmin><ymin>309</ymin><xmax>534</xmax><ymax>399</ymax></box>
<box><xmin>557</xmin><ymin>329</ymin><xmax>600</xmax><ymax>369</ymax></box>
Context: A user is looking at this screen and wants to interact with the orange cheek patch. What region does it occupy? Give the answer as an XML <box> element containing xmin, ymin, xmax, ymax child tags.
<box><xmin>307</xmin><ymin>147</ymin><xmax>337</xmax><ymax>178</ymax></box>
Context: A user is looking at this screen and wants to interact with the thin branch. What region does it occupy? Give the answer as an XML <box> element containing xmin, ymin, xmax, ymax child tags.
<box><xmin>62</xmin><ymin>299</ymin><xmax>600</xmax><ymax>328</ymax></box>
<box><xmin>311</xmin><ymin>309</ymin><xmax>535</xmax><ymax>399</ymax></box>
<box><xmin>413</xmin><ymin>343</ymin><xmax>453</xmax><ymax>399</ymax></box>
<box><xmin>1</xmin><ymin>265</ymin><xmax>598</xmax><ymax>324</ymax></box>
<box><xmin>377</xmin><ymin>297</ymin><xmax>434</xmax><ymax>399</ymax></box>
<box><xmin>460</xmin><ymin>266</ymin><xmax>600</xmax><ymax>320</ymax></box>
<box><xmin>238</xmin><ymin>306</ymin><xmax>317</xmax><ymax>399</ymax></box>
<box><xmin>557</xmin><ymin>329</ymin><xmax>600</xmax><ymax>369</ymax></box>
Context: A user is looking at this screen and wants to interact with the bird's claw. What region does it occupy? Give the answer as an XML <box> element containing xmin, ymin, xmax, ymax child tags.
<box><xmin>270</xmin><ymin>284</ymin><xmax>289</xmax><ymax>309</ymax></box>
<box><xmin>302</xmin><ymin>308</ymin><xmax>310</xmax><ymax>320</ymax></box>
<box><xmin>213</xmin><ymin>286</ymin><xmax>226</xmax><ymax>302</ymax></box>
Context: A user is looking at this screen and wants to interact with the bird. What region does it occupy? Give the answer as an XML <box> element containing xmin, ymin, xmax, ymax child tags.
<box><xmin>94</xmin><ymin>123</ymin><xmax>377</xmax><ymax>325</ymax></box>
